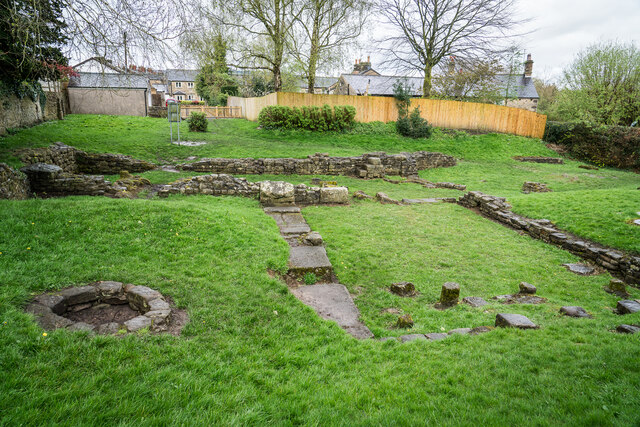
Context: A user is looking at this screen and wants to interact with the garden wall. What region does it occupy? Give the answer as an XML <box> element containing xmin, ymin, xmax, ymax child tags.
<box><xmin>0</xmin><ymin>94</ymin><xmax>43</xmax><ymax>135</ymax></box>
<box><xmin>228</xmin><ymin>92</ymin><xmax>547</xmax><ymax>138</ymax></box>
<box><xmin>179</xmin><ymin>151</ymin><xmax>456</xmax><ymax>178</ymax></box>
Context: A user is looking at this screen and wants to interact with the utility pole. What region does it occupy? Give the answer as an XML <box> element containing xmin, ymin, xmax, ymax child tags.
<box><xmin>124</xmin><ymin>32</ymin><xmax>128</xmax><ymax>71</ymax></box>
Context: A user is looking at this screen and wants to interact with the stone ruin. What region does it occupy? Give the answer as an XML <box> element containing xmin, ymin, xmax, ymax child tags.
<box><xmin>26</xmin><ymin>281</ymin><xmax>188</xmax><ymax>335</ymax></box>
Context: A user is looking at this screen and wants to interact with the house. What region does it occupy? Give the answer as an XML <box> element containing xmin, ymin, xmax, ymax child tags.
<box><xmin>165</xmin><ymin>69</ymin><xmax>201</xmax><ymax>102</ymax></box>
<box><xmin>296</xmin><ymin>76</ymin><xmax>339</xmax><ymax>94</ymax></box>
<box><xmin>67</xmin><ymin>72</ymin><xmax>151</xmax><ymax>116</ymax></box>
<box><xmin>332</xmin><ymin>55</ymin><xmax>540</xmax><ymax>112</ymax></box>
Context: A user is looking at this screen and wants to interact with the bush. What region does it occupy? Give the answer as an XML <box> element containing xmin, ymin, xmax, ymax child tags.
<box><xmin>258</xmin><ymin>104</ymin><xmax>356</xmax><ymax>131</ymax></box>
<box><xmin>396</xmin><ymin>106</ymin><xmax>433</xmax><ymax>138</ymax></box>
<box><xmin>544</xmin><ymin>121</ymin><xmax>640</xmax><ymax>169</ymax></box>
<box><xmin>187</xmin><ymin>112</ymin><xmax>208</xmax><ymax>132</ymax></box>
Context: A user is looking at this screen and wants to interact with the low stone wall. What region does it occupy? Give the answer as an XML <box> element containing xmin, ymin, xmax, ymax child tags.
<box><xmin>20</xmin><ymin>163</ymin><xmax>125</xmax><ymax>197</ymax></box>
<box><xmin>148</xmin><ymin>106</ymin><xmax>168</xmax><ymax>118</ymax></box>
<box><xmin>19</xmin><ymin>143</ymin><xmax>155</xmax><ymax>174</ymax></box>
<box><xmin>459</xmin><ymin>191</ymin><xmax>640</xmax><ymax>284</ymax></box>
<box><xmin>0</xmin><ymin>163</ymin><xmax>30</xmax><ymax>200</ymax></box>
<box><xmin>157</xmin><ymin>174</ymin><xmax>350</xmax><ymax>206</ymax></box>
<box><xmin>179</xmin><ymin>151</ymin><xmax>457</xmax><ymax>179</ymax></box>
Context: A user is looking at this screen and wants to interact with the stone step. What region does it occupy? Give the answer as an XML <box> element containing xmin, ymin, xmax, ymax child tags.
<box><xmin>265</xmin><ymin>211</ymin><xmax>312</xmax><ymax>235</ymax></box>
<box><xmin>288</xmin><ymin>246</ymin><xmax>333</xmax><ymax>280</ymax></box>
<box><xmin>291</xmin><ymin>283</ymin><xmax>373</xmax><ymax>339</ymax></box>
<box><xmin>263</xmin><ymin>206</ymin><xmax>301</xmax><ymax>214</ymax></box>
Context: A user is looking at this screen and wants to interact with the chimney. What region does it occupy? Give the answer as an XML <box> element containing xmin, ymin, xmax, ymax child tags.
<box><xmin>367</xmin><ymin>55</ymin><xmax>370</xmax><ymax>62</ymax></box>
<box><xmin>524</xmin><ymin>54</ymin><xmax>533</xmax><ymax>77</ymax></box>
<box><xmin>448</xmin><ymin>56</ymin><xmax>455</xmax><ymax>75</ymax></box>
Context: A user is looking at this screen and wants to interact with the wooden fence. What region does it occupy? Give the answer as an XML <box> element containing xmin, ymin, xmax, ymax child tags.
<box><xmin>180</xmin><ymin>105</ymin><xmax>243</xmax><ymax>119</ymax></box>
<box><xmin>228</xmin><ymin>92</ymin><xmax>547</xmax><ymax>139</ymax></box>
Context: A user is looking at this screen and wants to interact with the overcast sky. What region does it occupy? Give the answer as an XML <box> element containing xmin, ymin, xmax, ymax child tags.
<box><xmin>359</xmin><ymin>0</ymin><xmax>640</xmax><ymax>82</ymax></box>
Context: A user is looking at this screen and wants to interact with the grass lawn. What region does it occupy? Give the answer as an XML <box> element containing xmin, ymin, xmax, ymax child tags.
<box><xmin>1</xmin><ymin>115</ymin><xmax>640</xmax><ymax>424</ymax></box>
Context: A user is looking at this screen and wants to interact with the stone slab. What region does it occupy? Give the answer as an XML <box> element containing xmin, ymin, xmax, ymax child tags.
<box><xmin>519</xmin><ymin>282</ymin><xmax>537</xmax><ymax>295</ymax></box>
<box><xmin>617</xmin><ymin>300</ymin><xmax>640</xmax><ymax>314</ymax></box>
<box><xmin>617</xmin><ymin>324</ymin><xmax>640</xmax><ymax>334</ymax></box>
<box><xmin>495</xmin><ymin>313</ymin><xmax>539</xmax><ymax>329</ymax></box>
<box><xmin>425</xmin><ymin>333</ymin><xmax>448</xmax><ymax>341</ymax></box>
<box><xmin>563</xmin><ymin>263</ymin><xmax>597</xmax><ymax>276</ymax></box>
<box><xmin>34</xmin><ymin>294</ymin><xmax>66</xmax><ymax>315</ymax></box>
<box><xmin>127</xmin><ymin>286</ymin><xmax>163</xmax><ymax>312</ymax></box>
<box><xmin>57</xmin><ymin>285</ymin><xmax>98</xmax><ymax>306</ymax></box>
<box><xmin>401</xmin><ymin>198</ymin><xmax>441</xmax><ymax>204</ymax></box>
<box><xmin>448</xmin><ymin>328</ymin><xmax>472</xmax><ymax>335</ymax></box>
<box><xmin>263</xmin><ymin>206</ymin><xmax>301</xmax><ymax>214</ymax></box>
<box><xmin>462</xmin><ymin>296</ymin><xmax>488</xmax><ymax>307</ymax></box>
<box><xmin>124</xmin><ymin>315</ymin><xmax>152</xmax><ymax>332</ymax></box>
<box><xmin>291</xmin><ymin>283</ymin><xmax>373</xmax><ymax>339</ymax></box>
<box><xmin>559</xmin><ymin>306</ymin><xmax>592</xmax><ymax>318</ymax></box>
<box><xmin>289</xmin><ymin>246</ymin><xmax>332</xmax><ymax>270</ymax></box>
<box><xmin>399</xmin><ymin>334</ymin><xmax>427</xmax><ymax>342</ymax></box>
<box><xmin>67</xmin><ymin>322</ymin><xmax>96</xmax><ymax>332</ymax></box>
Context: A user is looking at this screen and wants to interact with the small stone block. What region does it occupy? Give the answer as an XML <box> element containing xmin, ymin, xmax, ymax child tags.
<box><xmin>67</xmin><ymin>322</ymin><xmax>95</xmax><ymax>332</ymax></box>
<box><xmin>617</xmin><ymin>300</ymin><xmax>640</xmax><ymax>314</ymax></box>
<box><xmin>96</xmin><ymin>322</ymin><xmax>121</xmax><ymax>334</ymax></box>
<box><xmin>148</xmin><ymin>298</ymin><xmax>171</xmax><ymax>312</ymax></box>
<box><xmin>425</xmin><ymin>333</ymin><xmax>448</xmax><ymax>341</ymax></box>
<box><xmin>495</xmin><ymin>313</ymin><xmax>539</xmax><ymax>329</ymax></box>
<box><xmin>439</xmin><ymin>282</ymin><xmax>460</xmax><ymax>306</ymax></box>
<box><xmin>34</xmin><ymin>294</ymin><xmax>66</xmax><ymax>315</ymax></box>
<box><xmin>319</xmin><ymin>187</ymin><xmax>349</xmax><ymax>204</ymax></box>
<box><xmin>399</xmin><ymin>334</ymin><xmax>426</xmax><ymax>342</ymax></box>
<box><xmin>469</xmin><ymin>326</ymin><xmax>493</xmax><ymax>335</ymax></box>
<box><xmin>396</xmin><ymin>314</ymin><xmax>414</xmax><ymax>329</ymax></box>
<box><xmin>57</xmin><ymin>285</ymin><xmax>98</xmax><ymax>305</ymax></box>
<box><xmin>448</xmin><ymin>328</ymin><xmax>472</xmax><ymax>335</ymax></box>
<box><xmin>519</xmin><ymin>282</ymin><xmax>537</xmax><ymax>295</ymax></box>
<box><xmin>124</xmin><ymin>315</ymin><xmax>152</xmax><ymax>332</ymax></box>
<box><xmin>96</xmin><ymin>281</ymin><xmax>123</xmax><ymax>298</ymax></box>
<box><xmin>390</xmin><ymin>282</ymin><xmax>416</xmax><ymax>297</ymax></box>
<box><xmin>305</xmin><ymin>231</ymin><xmax>323</xmax><ymax>246</ymax></box>
<box><xmin>559</xmin><ymin>306</ymin><xmax>592</xmax><ymax>318</ymax></box>
<box><xmin>145</xmin><ymin>309</ymin><xmax>172</xmax><ymax>331</ymax></box>
<box><xmin>462</xmin><ymin>297</ymin><xmax>488</xmax><ymax>307</ymax></box>
<box><xmin>127</xmin><ymin>286</ymin><xmax>163</xmax><ymax>312</ymax></box>
<box><xmin>263</xmin><ymin>206</ymin><xmax>301</xmax><ymax>214</ymax></box>
<box><xmin>616</xmin><ymin>324</ymin><xmax>640</xmax><ymax>334</ymax></box>
<box><xmin>605</xmin><ymin>279</ymin><xmax>629</xmax><ymax>297</ymax></box>
<box><xmin>563</xmin><ymin>263</ymin><xmax>596</xmax><ymax>276</ymax></box>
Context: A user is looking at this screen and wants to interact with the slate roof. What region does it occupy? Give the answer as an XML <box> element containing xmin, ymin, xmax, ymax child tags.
<box><xmin>165</xmin><ymin>69</ymin><xmax>198</xmax><ymax>82</ymax></box>
<box><xmin>297</xmin><ymin>76</ymin><xmax>339</xmax><ymax>89</ymax></box>
<box><xmin>494</xmin><ymin>74</ymin><xmax>538</xmax><ymax>98</ymax></box>
<box><xmin>68</xmin><ymin>72</ymin><xmax>149</xmax><ymax>89</ymax></box>
<box><xmin>340</xmin><ymin>74</ymin><xmax>423</xmax><ymax>96</ymax></box>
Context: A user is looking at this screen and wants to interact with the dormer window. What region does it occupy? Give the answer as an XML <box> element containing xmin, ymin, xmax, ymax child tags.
<box><xmin>188</xmin><ymin>82</ymin><xmax>194</xmax><ymax>88</ymax></box>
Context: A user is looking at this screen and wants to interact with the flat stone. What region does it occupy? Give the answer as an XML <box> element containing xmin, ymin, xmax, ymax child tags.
<box><xmin>148</xmin><ymin>298</ymin><xmax>171</xmax><ymax>312</ymax></box>
<box><xmin>616</xmin><ymin>324</ymin><xmax>640</xmax><ymax>334</ymax></box>
<box><xmin>96</xmin><ymin>281</ymin><xmax>123</xmax><ymax>298</ymax></box>
<box><xmin>493</xmin><ymin>294</ymin><xmax>547</xmax><ymax>304</ymax></box>
<box><xmin>127</xmin><ymin>286</ymin><xmax>163</xmax><ymax>312</ymax></box>
<box><xmin>563</xmin><ymin>263</ymin><xmax>596</xmax><ymax>276</ymax></box>
<box><xmin>95</xmin><ymin>322</ymin><xmax>121</xmax><ymax>334</ymax></box>
<box><xmin>375</xmin><ymin>192</ymin><xmax>401</xmax><ymax>205</ymax></box>
<box><xmin>633</xmin><ymin>219</ymin><xmax>640</xmax><ymax>226</ymax></box>
<box><xmin>124</xmin><ymin>315</ymin><xmax>152</xmax><ymax>332</ymax></box>
<box><xmin>270</xmin><ymin>212</ymin><xmax>311</xmax><ymax>235</ymax></box>
<box><xmin>495</xmin><ymin>313</ymin><xmax>539</xmax><ymax>329</ymax></box>
<box><xmin>67</xmin><ymin>322</ymin><xmax>95</xmax><ymax>332</ymax></box>
<box><xmin>448</xmin><ymin>328</ymin><xmax>472</xmax><ymax>335</ymax></box>
<box><xmin>291</xmin><ymin>283</ymin><xmax>373</xmax><ymax>339</ymax></box>
<box><xmin>399</xmin><ymin>334</ymin><xmax>426</xmax><ymax>342</ymax></box>
<box><xmin>559</xmin><ymin>306</ymin><xmax>592</xmax><ymax>318</ymax></box>
<box><xmin>20</xmin><ymin>163</ymin><xmax>62</xmax><ymax>174</ymax></box>
<box><xmin>263</xmin><ymin>206</ymin><xmax>301</xmax><ymax>213</ymax></box>
<box><xmin>462</xmin><ymin>297</ymin><xmax>488</xmax><ymax>307</ymax></box>
<box><xmin>617</xmin><ymin>300</ymin><xmax>640</xmax><ymax>314</ymax></box>
<box><xmin>390</xmin><ymin>281</ymin><xmax>416</xmax><ymax>297</ymax></box>
<box><xmin>288</xmin><ymin>245</ymin><xmax>332</xmax><ymax>270</ymax></box>
<box><xmin>145</xmin><ymin>309</ymin><xmax>172</xmax><ymax>331</ymax></box>
<box><xmin>352</xmin><ymin>190</ymin><xmax>373</xmax><ymax>200</ymax></box>
<box><xmin>519</xmin><ymin>282</ymin><xmax>537</xmax><ymax>295</ymax></box>
<box><xmin>305</xmin><ymin>231</ymin><xmax>323</xmax><ymax>246</ymax></box>
<box><xmin>34</xmin><ymin>294</ymin><xmax>66</xmax><ymax>315</ymax></box>
<box><xmin>425</xmin><ymin>333</ymin><xmax>448</xmax><ymax>341</ymax></box>
<box><xmin>320</xmin><ymin>187</ymin><xmax>349</xmax><ymax>204</ymax></box>
<box><xmin>401</xmin><ymin>198</ymin><xmax>440</xmax><ymax>204</ymax></box>
<box><xmin>604</xmin><ymin>279</ymin><xmax>630</xmax><ymax>297</ymax></box>
<box><xmin>57</xmin><ymin>285</ymin><xmax>98</xmax><ymax>306</ymax></box>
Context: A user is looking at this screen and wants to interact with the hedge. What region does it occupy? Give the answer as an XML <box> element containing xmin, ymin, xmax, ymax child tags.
<box><xmin>543</xmin><ymin>121</ymin><xmax>640</xmax><ymax>169</ymax></box>
<box><xmin>258</xmin><ymin>105</ymin><xmax>356</xmax><ymax>131</ymax></box>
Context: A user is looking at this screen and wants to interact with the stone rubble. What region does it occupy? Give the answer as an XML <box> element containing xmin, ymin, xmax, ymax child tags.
<box><xmin>0</xmin><ymin>163</ymin><xmax>30</xmax><ymax>200</ymax></box>
<box><xmin>522</xmin><ymin>181</ymin><xmax>552</xmax><ymax>194</ymax></box>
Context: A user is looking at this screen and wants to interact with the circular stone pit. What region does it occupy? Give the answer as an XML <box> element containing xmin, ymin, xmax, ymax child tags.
<box><xmin>26</xmin><ymin>281</ymin><xmax>188</xmax><ymax>335</ymax></box>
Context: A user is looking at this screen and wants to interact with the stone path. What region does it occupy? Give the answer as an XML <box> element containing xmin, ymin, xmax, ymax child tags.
<box><xmin>264</xmin><ymin>206</ymin><xmax>373</xmax><ymax>339</ymax></box>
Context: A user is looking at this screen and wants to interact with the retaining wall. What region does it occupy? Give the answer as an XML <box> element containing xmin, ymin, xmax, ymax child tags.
<box><xmin>0</xmin><ymin>163</ymin><xmax>30</xmax><ymax>199</ymax></box>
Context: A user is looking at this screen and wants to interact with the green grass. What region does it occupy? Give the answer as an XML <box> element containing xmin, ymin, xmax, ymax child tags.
<box><xmin>1</xmin><ymin>115</ymin><xmax>640</xmax><ymax>424</ymax></box>
<box><xmin>1</xmin><ymin>196</ymin><xmax>639</xmax><ymax>425</ymax></box>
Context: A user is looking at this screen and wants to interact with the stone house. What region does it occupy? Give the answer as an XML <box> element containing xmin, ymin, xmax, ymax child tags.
<box><xmin>165</xmin><ymin>69</ymin><xmax>201</xmax><ymax>102</ymax></box>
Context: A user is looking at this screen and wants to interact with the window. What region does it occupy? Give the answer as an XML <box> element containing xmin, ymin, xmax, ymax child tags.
<box><xmin>188</xmin><ymin>82</ymin><xmax>194</xmax><ymax>88</ymax></box>
<box><xmin>176</xmin><ymin>95</ymin><xmax>183</xmax><ymax>100</ymax></box>
<box><xmin>175</xmin><ymin>82</ymin><xmax>182</xmax><ymax>88</ymax></box>
<box><xmin>188</xmin><ymin>95</ymin><xmax>193</xmax><ymax>100</ymax></box>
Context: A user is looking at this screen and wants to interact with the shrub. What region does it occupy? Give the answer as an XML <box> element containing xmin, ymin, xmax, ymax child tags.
<box><xmin>258</xmin><ymin>104</ymin><xmax>356</xmax><ymax>131</ymax></box>
<box><xmin>543</xmin><ymin>121</ymin><xmax>640</xmax><ymax>169</ymax></box>
<box><xmin>396</xmin><ymin>106</ymin><xmax>433</xmax><ymax>138</ymax></box>
<box><xmin>187</xmin><ymin>112</ymin><xmax>208</xmax><ymax>132</ymax></box>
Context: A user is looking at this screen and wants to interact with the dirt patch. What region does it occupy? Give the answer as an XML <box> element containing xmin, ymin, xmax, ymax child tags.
<box><xmin>65</xmin><ymin>304</ymin><xmax>138</xmax><ymax>324</ymax></box>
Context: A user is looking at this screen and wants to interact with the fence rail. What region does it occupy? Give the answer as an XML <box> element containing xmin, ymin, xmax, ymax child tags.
<box><xmin>227</xmin><ymin>92</ymin><xmax>547</xmax><ymax>139</ymax></box>
<box><xmin>180</xmin><ymin>105</ymin><xmax>242</xmax><ymax>119</ymax></box>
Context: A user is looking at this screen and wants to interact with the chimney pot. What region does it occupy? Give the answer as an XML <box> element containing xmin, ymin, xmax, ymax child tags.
<box><xmin>367</xmin><ymin>55</ymin><xmax>370</xmax><ymax>62</ymax></box>
<box><xmin>524</xmin><ymin>54</ymin><xmax>533</xmax><ymax>77</ymax></box>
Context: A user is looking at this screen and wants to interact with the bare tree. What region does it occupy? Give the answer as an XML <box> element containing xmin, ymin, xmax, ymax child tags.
<box><xmin>376</xmin><ymin>0</ymin><xmax>526</xmax><ymax>98</ymax></box>
<box><xmin>290</xmin><ymin>0</ymin><xmax>370</xmax><ymax>93</ymax></box>
<box><xmin>199</xmin><ymin>0</ymin><xmax>303</xmax><ymax>92</ymax></box>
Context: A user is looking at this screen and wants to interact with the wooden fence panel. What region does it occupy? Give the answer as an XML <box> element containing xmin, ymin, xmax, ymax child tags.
<box><xmin>181</xmin><ymin>105</ymin><xmax>243</xmax><ymax>119</ymax></box>
<box><xmin>231</xmin><ymin>92</ymin><xmax>547</xmax><ymax>138</ymax></box>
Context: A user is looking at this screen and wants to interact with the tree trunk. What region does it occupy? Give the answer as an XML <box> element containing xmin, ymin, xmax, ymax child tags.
<box><xmin>307</xmin><ymin>46</ymin><xmax>319</xmax><ymax>94</ymax></box>
<box><xmin>273</xmin><ymin>66</ymin><xmax>282</xmax><ymax>92</ymax></box>
<box><xmin>422</xmin><ymin>65</ymin><xmax>433</xmax><ymax>98</ymax></box>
